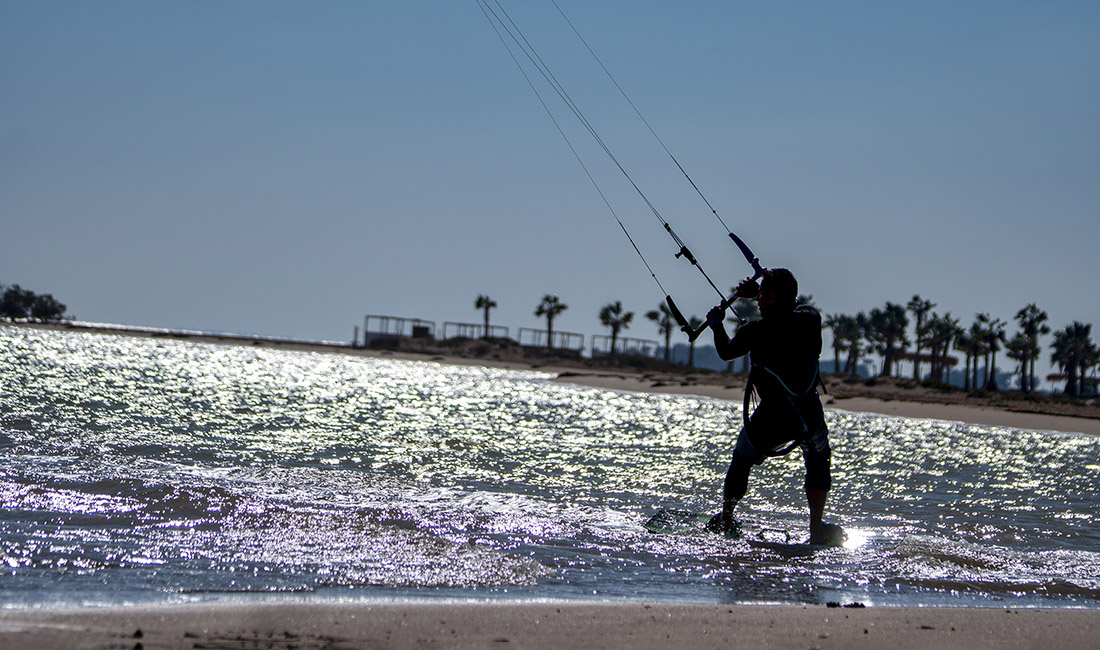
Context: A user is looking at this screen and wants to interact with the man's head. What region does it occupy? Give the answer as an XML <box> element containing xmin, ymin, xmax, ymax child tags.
<box><xmin>758</xmin><ymin>268</ymin><xmax>798</xmax><ymax>316</ymax></box>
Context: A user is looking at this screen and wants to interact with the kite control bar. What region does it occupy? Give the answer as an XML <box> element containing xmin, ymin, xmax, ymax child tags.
<box><xmin>667</xmin><ymin>232</ymin><xmax>766</xmax><ymax>342</ymax></box>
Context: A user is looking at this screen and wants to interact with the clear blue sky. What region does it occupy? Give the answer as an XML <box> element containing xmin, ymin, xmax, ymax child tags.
<box><xmin>3</xmin><ymin>2</ymin><xmax>1097</xmax><ymax>382</ymax></box>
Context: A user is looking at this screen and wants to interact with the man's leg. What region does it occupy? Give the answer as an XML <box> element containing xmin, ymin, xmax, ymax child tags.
<box><xmin>806</xmin><ymin>487</ymin><xmax>827</xmax><ymax>542</ymax></box>
<box><xmin>707</xmin><ymin>453</ymin><xmax>750</xmax><ymax>534</ymax></box>
<box><xmin>803</xmin><ymin>416</ymin><xmax>832</xmax><ymax>544</ymax></box>
<box><xmin>709</xmin><ymin>425</ymin><xmax>764</xmax><ymax>534</ymax></box>
<box><xmin>721</xmin><ymin>452</ymin><xmax>752</xmax><ymax>515</ymax></box>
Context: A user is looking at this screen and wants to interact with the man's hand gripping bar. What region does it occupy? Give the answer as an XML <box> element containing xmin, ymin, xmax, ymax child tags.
<box><xmin>668</xmin><ymin>233</ymin><xmax>766</xmax><ymax>342</ymax></box>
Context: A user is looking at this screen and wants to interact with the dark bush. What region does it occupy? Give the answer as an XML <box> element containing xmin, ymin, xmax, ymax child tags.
<box><xmin>30</xmin><ymin>294</ymin><xmax>67</xmax><ymax>322</ymax></box>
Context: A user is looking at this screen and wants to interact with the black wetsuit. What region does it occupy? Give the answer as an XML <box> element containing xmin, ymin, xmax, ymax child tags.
<box><xmin>713</xmin><ymin>303</ymin><xmax>831</xmax><ymax>501</ymax></box>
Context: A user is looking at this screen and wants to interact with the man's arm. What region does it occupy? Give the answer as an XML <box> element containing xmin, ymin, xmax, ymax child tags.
<box><xmin>709</xmin><ymin>277</ymin><xmax>759</xmax><ymax>361</ymax></box>
<box><xmin>710</xmin><ymin>310</ymin><xmax>751</xmax><ymax>361</ymax></box>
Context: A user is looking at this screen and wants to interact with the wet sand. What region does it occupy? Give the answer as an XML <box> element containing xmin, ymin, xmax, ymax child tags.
<box><xmin>0</xmin><ymin>601</ymin><xmax>1096</xmax><ymax>650</ymax></box>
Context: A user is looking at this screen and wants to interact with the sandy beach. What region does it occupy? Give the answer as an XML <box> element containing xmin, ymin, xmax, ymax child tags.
<box><xmin>1</xmin><ymin>601</ymin><xmax>1097</xmax><ymax>650</ymax></box>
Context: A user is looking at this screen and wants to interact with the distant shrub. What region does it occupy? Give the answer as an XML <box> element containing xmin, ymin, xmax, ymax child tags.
<box><xmin>1</xmin><ymin>284</ymin><xmax>67</xmax><ymax>322</ymax></box>
<box><xmin>30</xmin><ymin>294</ymin><xmax>67</xmax><ymax>322</ymax></box>
<box><xmin>366</xmin><ymin>336</ymin><xmax>402</xmax><ymax>351</ymax></box>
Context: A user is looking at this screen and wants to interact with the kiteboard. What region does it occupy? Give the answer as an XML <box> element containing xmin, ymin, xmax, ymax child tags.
<box><xmin>642</xmin><ymin>508</ymin><xmax>742</xmax><ymax>539</ymax></box>
<box><xmin>745</xmin><ymin>522</ymin><xmax>847</xmax><ymax>554</ymax></box>
<box><xmin>643</xmin><ymin>508</ymin><xmax>846</xmax><ymax>549</ymax></box>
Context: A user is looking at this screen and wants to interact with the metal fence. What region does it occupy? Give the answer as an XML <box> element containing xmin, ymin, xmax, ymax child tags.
<box><xmin>590</xmin><ymin>334</ymin><xmax>659</xmax><ymax>358</ymax></box>
<box><xmin>441</xmin><ymin>321</ymin><xmax>510</xmax><ymax>340</ymax></box>
<box><xmin>362</xmin><ymin>315</ymin><xmax>435</xmax><ymax>346</ymax></box>
<box><xmin>517</xmin><ymin>327</ymin><xmax>584</xmax><ymax>352</ymax></box>
<box><xmin>363</xmin><ymin>314</ymin><xmax>662</xmax><ymax>358</ymax></box>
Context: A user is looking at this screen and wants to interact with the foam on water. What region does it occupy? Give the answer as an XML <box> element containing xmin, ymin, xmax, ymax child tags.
<box><xmin>1</xmin><ymin>327</ymin><xmax>1098</xmax><ymax>607</ymax></box>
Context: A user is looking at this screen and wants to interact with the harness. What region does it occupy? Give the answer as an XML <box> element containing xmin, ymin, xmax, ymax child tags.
<box><xmin>743</xmin><ymin>359</ymin><xmax>826</xmax><ymax>457</ymax></box>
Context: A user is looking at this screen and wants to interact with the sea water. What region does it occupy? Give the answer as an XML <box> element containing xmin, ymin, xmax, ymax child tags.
<box><xmin>1</xmin><ymin>327</ymin><xmax>1097</xmax><ymax>609</ymax></box>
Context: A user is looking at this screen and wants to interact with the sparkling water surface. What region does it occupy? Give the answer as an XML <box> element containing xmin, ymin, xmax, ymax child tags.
<box><xmin>1</xmin><ymin>327</ymin><xmax>1097</xmax><ymax>608</ymax></box>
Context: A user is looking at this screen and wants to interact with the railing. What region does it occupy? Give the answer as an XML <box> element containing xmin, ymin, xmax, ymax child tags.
<box><xmin>442</xmin><ymin>321</ymin><xmax>510</xmax><ymax>340</ymax></box>
<box><xmin>590</xmin><ymin>334</ymin><xmax>659</xmax><ymax>358</ymax></box>
<box><xmin>517</xmin><ymin>327</ymin><xmax>584</xmax><ymax>352</ymax></box>
<box><xmin>362</xmin><ymin>315</ymin><xmax>436</xmax><ymax>346</ymax></box>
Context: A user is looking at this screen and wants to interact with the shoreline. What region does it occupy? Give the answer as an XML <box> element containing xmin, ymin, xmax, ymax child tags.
<box><xmin>7</xmin><ymin>320</ymin><xmax>1100</xmax><ymax>436</ymax></box>
<box><xmin>0</xmin><ymin>601</ymin><xmax>1096</xmax><ymax>650</ymax></box>
<box><xmin>549</xmin><ymin>369</ymin><xmax>1100</xmax><ymax>437</ymax></box>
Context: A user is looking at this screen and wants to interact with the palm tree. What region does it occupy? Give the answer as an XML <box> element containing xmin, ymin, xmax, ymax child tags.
<box><xmin>923</xmin><ymin>312</ymin><xmax>960</xmax><ymax>384</ymax></box>
<box><xmin>953</xmin><ymin>329</ymin><xmax>975</xmax><ymax>390</ymax></box>
<box><xmin>843</xmin><ymin>312</ymin><xmax>870</xmax><ymax>376</ymax></box>
<box><xmin>646</xmin><ymin>303</ymin><xmax>675</xmax><ymax>363</ymax></box>
<box><xmin>534</xmin><ymin>294</ymin><xmax>567</xmax><ymax>350</ymax></box>
<box><xmin>907</xmin><ymin>295</ymin><xmax>936</xmax><ymax>380</ymax></box>
<box><xmin>824</xmin><ymin>314</ymin><xmax>853</xmax><ymax>376</ymax></box>
<box><xmin>475</xmin><ymin>295</ymin><xmax>497</xmax><ymax>339</ymax></box>
<box><xmin>1014</xmin><ymin>303</ymin><xmax>1050</xmax><ymax>393</ymax></box>
<box><xmin>955</xmin><ymin>321</ymin><xmax>988</xmax><ymax>390</ymax></box>
<box><xmin>1006</xmin><ymin>333</ymin><xmax>1032</xmax><ymax>391</ymax></box>
<box><xmin>599</xmin><ymin>301</ymin><xmax>634</xmax><ymax>356</ymax></box>
<box><xmin>1050</xmin><ymin>322</ymin><xmax>1096</xmax><ymax>397</ymax></box>
<box><xmin>976</xmin><ymin>313</ymin><xmax>1007</xmax><ymax>390</ymax></box>
<box><xmin>1085</xmin><ymin>344</ymin><xmax>1100</xmax><ymax>396</ymax></box>
<box><xmin>868</xmin><ymin>302</ymin><xmax>909</xmax><ymax>377</ymax></box>
<box><xmin>686</xmin><ymin>316</ymin><xmax>703</xmax><ymax>369</ymax></box>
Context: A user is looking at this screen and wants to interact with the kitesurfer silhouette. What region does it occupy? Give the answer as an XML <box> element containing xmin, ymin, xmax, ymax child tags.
<box><xmin>706</xmin><ymin>268</ymin><xmax>841</xmax><ymax>545</ymax></box>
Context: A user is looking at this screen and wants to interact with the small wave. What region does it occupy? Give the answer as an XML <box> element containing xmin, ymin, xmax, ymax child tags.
<box><xmin>894</xmin><ymin>577</ymin><xmax>1100</xmax><ymax>601</ymax></box>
